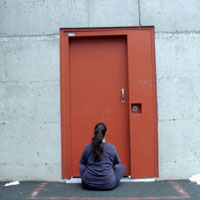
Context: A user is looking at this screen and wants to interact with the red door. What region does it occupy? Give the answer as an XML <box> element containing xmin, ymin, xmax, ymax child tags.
<box><xmin>60</xmin><ymin>27</ymin><xmax>158</xmax><ymax>179</ymax></box>
<box><xmin>69</xmin><ymin>36</ymin><xmax>130</xmax><ymax>176</ymax></box>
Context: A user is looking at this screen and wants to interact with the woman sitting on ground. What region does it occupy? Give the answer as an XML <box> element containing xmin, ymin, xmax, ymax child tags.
<box><xmin>79</xmin><ymin>122</ymin><xmax>126</xmax><ymax>190</ymax></box>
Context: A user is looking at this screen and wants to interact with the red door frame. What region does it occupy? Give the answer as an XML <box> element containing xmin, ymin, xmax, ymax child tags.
<box><xmin>60</xmin><ymin>27</ymin><xmax>158</xmax><ymax>179</ymax></box>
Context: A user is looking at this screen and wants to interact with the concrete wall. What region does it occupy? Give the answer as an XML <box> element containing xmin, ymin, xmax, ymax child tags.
<box><xmin>0</xmin><ymin>0</ymin><xmax>200</xmax><ymax>181</ymax></box>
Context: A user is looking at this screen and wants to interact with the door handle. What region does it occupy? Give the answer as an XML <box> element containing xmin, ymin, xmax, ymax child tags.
<box><xmin>121</xmin><ymin>88</ymin><xmax>125</xmax><ymax>104</ymax></box>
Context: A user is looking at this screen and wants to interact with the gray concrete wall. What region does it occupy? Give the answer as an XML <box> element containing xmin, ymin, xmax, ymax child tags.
<box><xmin>0</xmin><ymin>0</ymin><xmax>200</xmax><ymax>181</ymax></box>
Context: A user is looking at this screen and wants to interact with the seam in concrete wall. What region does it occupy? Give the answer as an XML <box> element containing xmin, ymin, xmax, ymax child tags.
<box><xmin>87</xmin><ymin>0</ymin><xmax>90</xmax><ymax>27</ymax></box>
<box><xmin>158</xmin><ymin>119</ymin><xmax>199</xmax><ymax>122</ymax></box>
<box><xmin>0</xmin><ymin>121</ymin><xmax>60</xmax><ymax>125</ymax></box>
<box><xmin>0</xmin><ymin>34</ymin><xmax>59</xmax><ymax>42</ymax></box>
<box><xmin>0</xmin><ymin>80</ymin><xmax>59</xmax><ymax>83</ymax></box>
<box><xmin>0</xmin><ymin>163</ymin><xmax>60</xmax><ymax>166</ymax></box>
<box><xmin>138</xmin><ymin>0</ymin><xmax>141</xmax><ymax>26</ymax></box>
<box><xmin>0</xmin><ymin>31</ymin><xmax>200</xmax><ymax>42</ymax></box>
<box><xmin>155</xmin><ymin>31</ymin><xmax>200</xmax><ymax>34</ymax></box>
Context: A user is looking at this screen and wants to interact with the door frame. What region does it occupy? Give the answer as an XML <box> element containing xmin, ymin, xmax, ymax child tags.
<box><xmin>60</xmin><ymin>27</ymin><xmax>158</xmax><ymax>179</ymax></box>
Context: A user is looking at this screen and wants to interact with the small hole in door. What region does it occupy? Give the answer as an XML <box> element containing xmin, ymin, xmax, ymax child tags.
<box><xmin>131</xmin><ymin>104</ymin><xmax>142</xmax><ymax>114</ymax></box>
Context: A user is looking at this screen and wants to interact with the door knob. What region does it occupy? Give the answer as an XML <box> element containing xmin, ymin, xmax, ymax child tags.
<box><xmin>121</xmin><ymin>88</ymin><xmax>125</xmax><ymax>104</ymax></box>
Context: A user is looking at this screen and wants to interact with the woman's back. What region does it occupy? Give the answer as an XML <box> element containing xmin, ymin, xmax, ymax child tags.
<box><xmin>79</xmin><ymin>122</ymin><xmax>125</xmax><ymax>190</ymax></box>
<box><xmin>80</xmin><ymin>142</ymin><xmax>120</xmax><ymax>189</ymax></box>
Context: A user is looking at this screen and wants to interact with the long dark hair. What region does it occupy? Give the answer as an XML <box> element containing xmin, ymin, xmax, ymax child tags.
<box><xmin>92</xmin><ymin>122</ymin><xmax>107</xmax><ymax>162</ymax></box>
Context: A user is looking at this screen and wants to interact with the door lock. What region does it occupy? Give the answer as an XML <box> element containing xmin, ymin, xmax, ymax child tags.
<box><xmin>131</xmin><ymin>103</ymin><xmax>142</xmax><ymax>113</ymax></box>
<box><xmin>132</xmin><ymin>105</ymin><xmax>138</xmax><ymax>112</ymax></box>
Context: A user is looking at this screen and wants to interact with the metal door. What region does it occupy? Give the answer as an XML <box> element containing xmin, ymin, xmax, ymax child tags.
<box><xmin>69</xmin><ymin>36</ymin><xmax>130</xmax><ymax>176</ymax></box>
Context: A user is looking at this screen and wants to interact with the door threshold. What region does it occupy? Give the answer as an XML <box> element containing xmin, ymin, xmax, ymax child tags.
<box><xmin>65</xmin><ymin>178</ymin><xmax>81</xmax><ymax>183</ymax></box>
<box><xmin>64</xmin><ymin>177</ymin><xmax>156</xmax><ymax>183</ymax></box>
<box><xmin>121</xmin><ymin>177</ymin><xmax>156</xmax><ymax>182</ymax></box>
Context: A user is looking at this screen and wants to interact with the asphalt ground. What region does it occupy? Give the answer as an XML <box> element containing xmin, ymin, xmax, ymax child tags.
<box><xmin>0</xmin><ymin>180</ymin><xmax>200</xmax><ymax>200</ymax></box>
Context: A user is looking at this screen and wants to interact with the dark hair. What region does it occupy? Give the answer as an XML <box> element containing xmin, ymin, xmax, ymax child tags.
<box><xmin>92</xmin><ymin>122</ymin><xmax>107</xmax><ymax>162</ymax></box>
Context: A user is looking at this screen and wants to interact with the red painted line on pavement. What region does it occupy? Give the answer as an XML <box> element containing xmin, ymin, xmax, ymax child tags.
<box><xmin>168</xmin><ymin>181</ymin><xmax>191</xmax><ymax>199</ymax></box>
<box><xmin>27</xmin><ymin>182</ymin><xmax>48</xmax><ymax>199</ymax></box>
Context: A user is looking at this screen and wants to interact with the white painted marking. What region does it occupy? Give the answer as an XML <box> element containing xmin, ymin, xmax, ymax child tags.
<box><xmin>4</xmin><ymin>181</ymin><xmax>20</xmax><ymax>187</ymax></box>
<box><xmin>189</xmin><ymin>174</ymin><xmax>200</xmax><ymax>185</ymax></box>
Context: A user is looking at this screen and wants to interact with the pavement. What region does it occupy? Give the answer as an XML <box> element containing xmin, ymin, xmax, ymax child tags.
<box><xmin>0</xmin><ymin>180</ymin><xmax>200</xmax><ymax>200</ymax></box>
